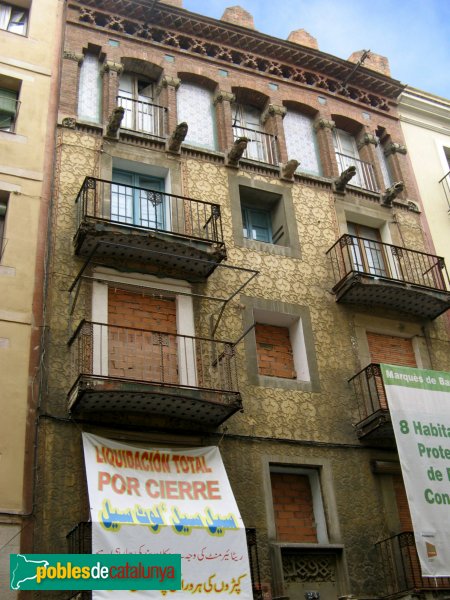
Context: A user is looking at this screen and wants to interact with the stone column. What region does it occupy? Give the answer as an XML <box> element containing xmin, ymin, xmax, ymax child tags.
<box><xmin>156</xmin><ymin>76</ymin><xmax>181</xmax><ymax>137</ymax></box>
<box><xmin>261</xmin><ymin>103</ymin><xmax>288</xmax><ymax>164</ymax></box>
<box><xmin>357</xmin><ymin>130</ymin><xmax>383</xmax><ymax>192</ymax></box>
<box><xmin>213</xmin><ymin>90</ymin><xmax>236</xmax><ymax>153</ymax></box>
<box><xmin>61</xmin><ymin>51</ymin><xmax>84</xmax><ymax>116</ymax></box>
<box><xmin>314</xmin><ymin>116</ymin><xmax>337</xmax><ymax>178</ymax></box>
<box><xmin>101</xmin><ymin>61</ymin><xmax>123</xmax><ymax>126</ymax></box>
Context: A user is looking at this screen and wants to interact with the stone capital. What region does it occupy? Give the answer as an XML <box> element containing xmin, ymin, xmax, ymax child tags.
<box><xmin>313</xmin><ymin>117</ymin><xmax>335</xmax><ymax>132</ymax></box>
<box><xmin>213</xmin><ymin>91</ymin><xmax>235</xmax><ymax>105</ymax></box>
<box><xmin>157</xmin><ymin>76</ymin><xmax>181</xmax><ymax>94</ymax></box>
<box><xmin>357</xmin><ymin>132</ymin><xmax>378</xmax><ymax>149</ymax></box>
<box><xmin>63</xmin><ymin>50</ymin><xmax>84</xmax><ymax>64</ymax></box>
<box><xmin>101</xmin><ymin>61</ymin><xmax>123</xmax><ymax>75</ymax></box>
<box><xmin>261</xmin><ymin>103</ymin><xmax>287</xmax><ymax>124</ymax></box>
<box><xmin>384</xmin><ymin>142</ymin><xmax>407</xmax><ymax>156</ymax></box>
<box><xmin>61</xmin><ymin>117</ymin><xmax>77</xmax><ymax>129</ymax></box>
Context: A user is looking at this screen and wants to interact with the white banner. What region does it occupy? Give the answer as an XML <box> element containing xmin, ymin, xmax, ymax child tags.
<box><xmin>82</xmin><ymin>433</ymin><xmax>253</xmax><ymax>599</ymax></box>
<box><xmin>381</xmin><ymin>364</ymin><xmax>450</xmax><ymax>577</ymax></box>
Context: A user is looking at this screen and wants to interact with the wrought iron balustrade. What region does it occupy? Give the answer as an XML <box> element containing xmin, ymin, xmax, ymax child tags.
<box><xmin>117</xmin><ymin>96</ymin><xmax>167</xmax><ymax>137</ymax></box>
<box><xmin>335</xmin><ymin>151</ymin><xmax>379</xmax><ymax>192</ymax></box>
<box><xmin>376</xmin><ymin>531</ymin><xmax>450</xmax><ymax>595</ymax></box>
<box><xmin>439</xmin><ymin>170</ymin><xmax>450</xmax><ymax>211</ymax></box>
<box><xmin>233</xmin><ymin>125</ymin><xmax>278</xmax><ymax>165</ymax></box>
<box><xmin>327</xmin><ymin>234</ymin><xmax>449</xmax><ymax>291</ymax></box>
<box><xmin>75</xmin><ymin>177</ymin><xmax>224</xmax><ymax>245</ymax></box>
<box><xmin>349</xmin><ymin>363</ymin><xmax>387</xmax><ymax>423</ymax></box>
<box><xmin>69</xmin><ymin>320</ymin><xmax>238</xmax><ymax>394</ymax></box>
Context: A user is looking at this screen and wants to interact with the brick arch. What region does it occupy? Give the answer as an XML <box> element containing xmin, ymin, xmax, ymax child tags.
<box><xmin>282</xmin><ymin>99</ymin><xmax>318</xmax><ymax>119</ymax></box>
<box><xmin>331</xmin><ymin>113</ymin><xmax>364</xmax><ymax>136</ymax></box>
<box><xmin>231</xmin><ymin>86</ymin><xmax>270</xmax><ymax>110</ymax></box>
<box><xmin>177</xmin><ymin>71</ymin><xmax>218</xmax><ymax>92</ymax></box>
<box><xmin>120</xmin><ymin>57</ymin><xmax>163</xmax><ymax>81</ymax></box>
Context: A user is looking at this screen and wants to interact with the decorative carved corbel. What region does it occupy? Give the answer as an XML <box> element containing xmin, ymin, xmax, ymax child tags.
<box><xmin>313</xmin><ymin>117</ymin><xmax>335</xmax><ymax>132</ymax></box>
<box><xmin>63</xmin><ymin>50</ymin><xmax>84</xmax><ymax>64</ymax></box>
<box><xmin>334</xmin><ymin>165</ymin><xmax>357</xmax><ymax>192</ymax></box>
<box><xmin>166</xmin><ymin>122</ymin><xmax>188</xmax><ymax>153</ymax></box>
<box><xmin>101</xmin><ymin>61</ymin><xmax>124</xmax><ymax>76</ymax></box>
<box><xmin>227</xmin><ymin>137</ymin><xmax>249</xmax><ymax>167</ymax></box>
<box><xmin>213</xmin><ymin>91</ymin><xmax>236</xmax><ymax>105</ymax></box>
<box><xmin>382</xmin><ymin>181</ymin><xmax>404</xmax><ymax>206</ymax></box>
<box><xmin>156</xmin><ymin>76</ymin><xmax>181</xmax><ymax>96</ymax></box>
<box><xmin>281</xmin><ymin>159</ymin><xmax>300</xmax><ymax>180</ymax></box>
<box><xmin>105</xmin><ymin>107</ymin><xmax>125</xmax><ymax>139</ymax></box>
<box><xmin>261</xmin><ymin>104</ymin><xmax>287</xmax><ymax>124</ymax></box>
<box><xmin>384</xmin><ymin>142</ymin><xmax>407</xmax><ymax>156</ymax></box>
<box><xmin>62</xmin><ymin>117</ymin><xmax>77</xmax><ymax>129</ymax></box>
<box><xmin>357</xmin><ymin>132</ymin><xmax>378</xmax><ymax>150</ymax></box>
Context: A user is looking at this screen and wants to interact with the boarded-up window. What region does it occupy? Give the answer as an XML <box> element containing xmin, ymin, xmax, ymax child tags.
<box><xmin>367</xmin><ymin>332</ymin><xmax>417</xmax><ymax>367</ymax></box>
<box><xmin>271</xmin><ymin>472</ymin><xmax>318</xmax><ymax>542</ymax></box>
<box><xmin>255</xmin><ymin>323</ymin><xmax>296</xmax><ymax>379</ymax></box>
<box><xmin>177</xmin><ymin>82</ymin><xmax>216</xmax><ymax>150</ymax></box>
<box><xmin>284</xmin><ymin>110</ymin><xmax>320</xmax><ymax>175</ymax></box>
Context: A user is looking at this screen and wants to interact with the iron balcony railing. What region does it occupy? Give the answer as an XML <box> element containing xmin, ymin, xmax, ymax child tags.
<box><xmin>335</xmin><ymin>151</ymin><xmax>379</xmax><ymax>192</ymax></box>
<box><xmin>233</xmin><ymin>125</ymin><xmax>278</xmax><ymax>165</ymax></box>
<box><xmin>67</xmin><ymin>523</ymin><xmax>262</xmax><ymax>599</ymax></box>
<box><xmin>349</xmin><ymin>363</ymin><xmax>387</xmax><ymax>423</ymax></box>
<box><xmin>376</xmin><ymin>531</ymin><xmax>450</xmax><ymax>595</ymax></box>
<box><xmin>439</xmin><ymin>170</ymin><xmax>450</xmax><ymax>211</ymax></box>
<box><xmin>75</xmin><ymin>177</ymin><xmax>224</xmax><ymax>245</ymax></box>
<box><xmin>327</xmin><ymin>234</ymin><xmax>449</xmax><ymax>291</ymax></box>
<box><xmin>117</xmin><ymin>96</ymin><xmax>167</xmax><ymax>137</ymax></box>
<box><xmin>69</xmin><ymin>320</ymin><xmax>238</xmax><ymax>394</ymax></box>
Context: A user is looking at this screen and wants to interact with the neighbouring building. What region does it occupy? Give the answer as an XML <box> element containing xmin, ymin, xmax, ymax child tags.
<box><xmin>398</xmin><ymin>87</ymin><xmax>450</xmax><ymax>298</ymax></box>
<box><xmin>0</xmin><ymin>0</ymin><xmax>63</xmax><ymax>596</ymax></box>
<box><xmin>32</xmin><ymin>1</ymin><xmax>450</xmax><ymax>599</ymax></box>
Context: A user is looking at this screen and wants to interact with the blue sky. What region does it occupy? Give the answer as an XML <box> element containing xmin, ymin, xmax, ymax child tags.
<box><xmin>182</xmin><ymin>0</ymin><xmax>450</xmax><ymax>99</ymax></box>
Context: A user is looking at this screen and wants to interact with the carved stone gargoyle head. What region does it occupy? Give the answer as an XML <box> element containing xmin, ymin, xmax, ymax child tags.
<box><xmin>334</xmin><ymin>165</ymin><xmax>357</xmax><ymax>192</ymax></box>
<box><xmin>105</xmin><ymin>106</ymin><xmax>125</xmax><ymax>138</ymax></box>
<box><xmin>281</xmin><ymin>159</ymin><xmax>300</xmax><ymax>180</ymax></box>
<box><xmin>167</xmin><ymin>122</ymin><xmax>188</xmax><ymax>153</ymax></box>
<box><xmin>382</xmin><ymin>181</ymin><xmax>404</xmax><ymax>207</ymax></box>
<box><xmin>227</xmin><ymin>137</ymin><xmax>249</xmax><ymax>166</ymax></box>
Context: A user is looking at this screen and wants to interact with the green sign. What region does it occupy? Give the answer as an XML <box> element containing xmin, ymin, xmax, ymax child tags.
<box><xmin>10</xmin><ymin>553</ymin><xmax>181</xmax><ymax>590</ymax></box>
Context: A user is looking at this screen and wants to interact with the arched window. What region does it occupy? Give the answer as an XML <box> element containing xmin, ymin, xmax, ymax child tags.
<box><xmin>118</xmin><ymin>73</ymin><xmax>164</xmax><ymax>136</ymax></box>
<box><xmin>177</xmin><ymin>82</ymin><xmax>216</xmax><ymax>150</ymax></box>
<box><xmin>333</xmin><ymin>127</ymin><xmax>378</xmax><ymax>192</ymax></box>
<box><xmin>78</xmin><ymin>53</ymin><xmax>101</xmax><ymax>123</ymax></box>
<box><xmin>284</xmin><ymin>109</ymin><xmax>320</xmax><ymax>175</ymax></box>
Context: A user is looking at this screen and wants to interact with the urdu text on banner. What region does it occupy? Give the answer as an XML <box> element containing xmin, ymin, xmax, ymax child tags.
<box><xmin>381</xmin><ymin>364</ymin><xmax>450</xmax><ymax>577</ymax></box>
<box><xmin>82</xmin><ymin>433</ymin><xmax>253</xmax><ymax>599</ymax></box>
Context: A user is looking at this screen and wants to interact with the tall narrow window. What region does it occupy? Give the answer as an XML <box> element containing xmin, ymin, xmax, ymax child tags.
<box><xmin>78</xmin><ymin>53</ymin><xmax>101</xmax><ymax>123</ymax></box>
<box><xmin>284</xmin><ymin>110</ymin><xmax>320</xmax><ymax>175</ymax></box>
<box><xmin>118</xmin><ymin>74</ymin><xmax>164</xmax><ymax>137</ymax></box>
<box><xmin>177</xmin><ymin>82</ymin><xmax>216</xmax><ymax>150</ymax></box>
<box><xmin>233</xmin><ymin>103</ymin><xmax>276</xmax><ymax>164</ymax></box>
<box><xmin>0</xmin><ymin>2</ymin><xmax>28</xmax><ymax>35</ymax></box>
<box><xmin>347</xmin><ymin>222</ymin><xmax>388</xmax><ymax>277</ymax></box>
<box><xmin>333</xmin><ymin>128</ymin><xmax>378</xmax><ymax>192</ymax></box>
<box><xmin>0</xmin><ymin>194</ymin><xmax>8</xmax><ymax>259</ymax></box>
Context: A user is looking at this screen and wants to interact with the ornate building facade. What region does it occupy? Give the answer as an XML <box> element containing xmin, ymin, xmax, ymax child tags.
<box><xmin>32</xmin><ymin>1</ymin><xmax>450</xmax><ymax>599</ymax></box>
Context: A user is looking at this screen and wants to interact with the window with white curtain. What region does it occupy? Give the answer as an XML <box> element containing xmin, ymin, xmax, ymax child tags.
<box><xmin>284</xmin><ymin>110</ymin><xmax>321</xmax><ymax>176</ymax></box>
<box><xmin>78</xmin><ymin>53</ymin><xmax>102</xmax><ymax>123</ymax></box>
<box><xmin>0</xmin><ymin>2</ymin><xmax>28</xmax><ymax>35</ymax></box>
<box><xmin>177</xmin><ymin>82</ymin><xmax>216</xmax><ymax>150</ymax></box>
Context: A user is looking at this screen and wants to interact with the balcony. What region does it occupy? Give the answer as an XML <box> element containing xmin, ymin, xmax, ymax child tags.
<box><xmin>377</xmin><ymin>532</ymin><xmax>450</xmax><ymax>596</ymax></box>
<box><xmin>439</xmin><ymin>170</ymin><xmax>450</xmax><ymax>211</ymax></box>
<box><xmin>233</xmin><ymin>125</ymin><xmax>278</xmax><ymax>166</ymax></box>
<box><xmin>335</xmin><ymin>152</ymin><xmax>379</xmax><ymax>192</ymax></box>
<box><xmin>349</xmin><ymin>363</ymin><xmax>393</xmax><ymax>441</ymax></box>
<box><xmin>67</xmin><ymin>523</ymin><xmax>262</xmax><ymax>600</ymax></box>
<box><xmin>73</xmin><ymin>177</ymin><xmax>226</xmax><ymax>281</ymax></box>
<box><xmin>327</xmin><ymin>234</ymin><xmax>450</xmax><ymax>319</ymax></box>
<box><xmin>68</xmin><ymin>321</ymin><xmax>242</xmax><ymax>427</ymax></box>
<box><xmin>117</xmin><ymin>96</ymin><xmax>167</xmax><ymax>138</ymax></box>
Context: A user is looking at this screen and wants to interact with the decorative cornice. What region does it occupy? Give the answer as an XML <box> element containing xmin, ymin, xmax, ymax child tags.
<box><xmin>101</xmin><ymin>61</ymin><xmax>123</xmax><ymax>75</ymax></box>
<box><xmin>63</xmin><ymin>50</ymin><xmax>84</xmax><ymax>64</ymax></box>
<box><xmin>384</xmin><ymin>142</ymin><xmax>407</xmax><ymax>156</ymax></box>
<box><xmin>70</xmin><ymin>1</ymin><xmax>402</xmax><ymax>111</ymax></box>
<box><xmin>313</xmin><ymin>118</ymin><xmax>335</xmax><ymax>132</ymax></box>
<box><xmin>261</xmin><ymin>103</ymin><xmax>287</xmax><ymax>124</ymax></box>
<box><xmin>213</xmin><ymin>91</ymin><xmax>235</xmax><ymax>105</ymax></box>
<box><xmin>357</xmin><ymin>132</ymin><xmax>378</xmax><ymax>149</ymax></box>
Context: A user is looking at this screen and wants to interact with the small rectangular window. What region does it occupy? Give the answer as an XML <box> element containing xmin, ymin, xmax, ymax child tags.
<box><xmin>242</xmin><ymin>205</ymin><xmax>272</xmax><ymax>243</ymax></box>
<box><xmin>0</xmin><ymin>2</ymin><xmax>28</xmax><ymax>35</ymax></box>
<box><xmin>0</xmin><ymin>88</ymin><xmax>19</xmax><ymax>132</ymax></box>
<box><xmin>239</xmin><ymin>185</ymin><xmax>287</xmax><ymax>247</ymax></box>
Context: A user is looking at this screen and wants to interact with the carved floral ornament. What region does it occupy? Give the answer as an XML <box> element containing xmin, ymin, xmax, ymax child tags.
<box><xmin>213</xmin><ymin>91</ymin><xmax>236</xmax><ymax>105</ymax></box>
<box><xmin>261</xmin><ymin>104</ymin><xmax>287</xmax><ymax>124</ymax></box>
<box><xmin>313</xmin><ymin>118</ymin><xmax>335</xmax><ymax>132</ymax></box>
<box><xmin>74</xmin><ymin>5</ymin><xmax>391</xmax><ymax>112</ymax></box>
<box><xmin>156</xmin><ymin>76</ymin><xmax>181</xmax><ymax>96</ymax></box>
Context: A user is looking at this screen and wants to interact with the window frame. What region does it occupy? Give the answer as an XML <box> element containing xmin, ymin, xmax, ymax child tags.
<box><xmin>0</xmin><ymin>1</ymin><xmax>29</xmax><ymax>36</ymax></box>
